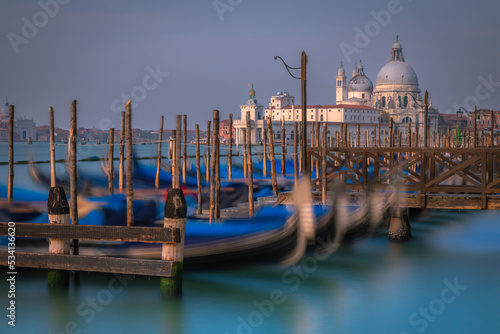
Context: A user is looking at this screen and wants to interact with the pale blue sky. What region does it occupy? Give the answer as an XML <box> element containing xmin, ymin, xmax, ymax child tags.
<box><xmin>1</xmin><ymin>0</ymin><xmax>499</xmax><ymax>130</ymax></box>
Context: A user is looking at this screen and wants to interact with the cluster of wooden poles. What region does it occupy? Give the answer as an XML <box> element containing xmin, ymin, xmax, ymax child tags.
<box><xmin>5</xmin><ymin>101</ymin><xmax>188</xmax><ymax>295</ymax></box>
<box><xmin>6</xmin><ymin>104</ymin><xmax>498</xmax><ymax>219</ymax></box>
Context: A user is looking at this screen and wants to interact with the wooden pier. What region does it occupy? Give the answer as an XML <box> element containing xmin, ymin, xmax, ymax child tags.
<box><xmin>308</xmin><ymin>147</ymin><xmax>500</xmax><ymax>210</ymax></box>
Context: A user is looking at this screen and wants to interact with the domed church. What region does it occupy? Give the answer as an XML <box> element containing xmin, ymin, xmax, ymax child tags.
<box><xmin>336</xmin><ymin>37</ymin><xmax>439</xmax><ymax>138</ymax></box>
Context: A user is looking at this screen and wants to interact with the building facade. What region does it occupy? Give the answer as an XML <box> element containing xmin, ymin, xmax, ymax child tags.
<box><xmin>233</xmin><ymin>87</ymin><xmax>382</xmax><ymax>146</ymax></box>
<box><xmin>336</xmin><ymin>37</ymin><xmax>439</xmax><ymax>141</ymax></box>
<box><xmin>233</xmin><ymin>37</ymin><xmax>438</xmax><ymax>146</ymax></box>
<box><xmin>465</xmin><ymin>109</ymin><xmax>500</xmax><ymax>133</ymax></box>
<box><xmin>0</xmin><ymin>99</ymin><xmax>37</xmax><ymax>142</ymax></box>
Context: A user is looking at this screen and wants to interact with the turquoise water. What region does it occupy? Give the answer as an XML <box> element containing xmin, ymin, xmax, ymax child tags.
<box><xmin>1</xmin><ymin>142</ymin><xmax>500</xmax><ymax>333</ymax></box>
<box><xmin>1</xmin><ymin>210</ymin><xmax>499</xmax><ymax>333</ymax></box>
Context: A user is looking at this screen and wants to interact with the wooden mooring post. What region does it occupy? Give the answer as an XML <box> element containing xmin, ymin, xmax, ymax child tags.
<box><xmin>228</xmin><ymin>114</ymin><xmax>233</xmax><ymax>181</ymax></box>
<box><xmin>161</xmin><ymin>188</ymin><xmax>187</xmax><ymax>297</ymax></box>
<box><xmin>311</xmin><ymin>121</ymin><xmax>315</xmax><ymax>173</ymax></box>
<box><xmin>49</xmin><ymin>107</ymin><xmax>56</xmax><ymax>187</ymax></box>
<box><xmin>322</xmin><ymin>123</ymin><xmax>327</xmax><ymax>205</ymax></box>
<box><xmin>282</xmin><ymin>116</ymin><xmax>286</xmax><ymax>176</ymax></box>
<box><xmin>69</xmin><ymin>100</ymin><xmax>79</xmax><ymax>254</ymax></box>
<box><xmin>171</xmin><ymin>131</ymin><xmax>176</xmax><ymax>185</ymax></box>
<box><xmin>47</xmin><ymin>186</ymin><xmax>71</xmax><ymax>288</ymax></box>
<box><xmin>7</xmin><ymin>105</ymin><xmax>14</xmax><ymax>205</ymax></box>
<box><xmin>247</xmin><ymin>111</ymin><xmax>254</xmax><ymax>216</ymax></box>
<box><xmin>125</xmin><ymin>101</ymin><xmax>134</xmax><ymax>227</ymax></box>
<box><xmin>119</xmin><ymin>111</ymin><xmax>125</xmax><ymax>193</ymax></box>
<box><xmin>242</xmin><ymin>128</ymin><xmax>247</xmax><ymax>179</ymax></box>
<box><xmin>267</xmin><ymin>117</ymin><xmax>278</xmax><ymax>196</ymax></box>
<box><xmin>356</xmin><ymin>124</ymin><xmax>360</xmax><ymax>148</ymax></box>
<box><xmin>182</xmin><ymin>115</ymin><xmax>187</xmax><ymax>184</ymax></box>
<box><xmin>108</xmin><ymin>128</ymin><xmax>115</xmax><ymax>195</ymax></box>
<box><xmin>262</xmin><ymin>127</ymin><xmax>267</xmax><ymax>177</ymax></box>
<box><xmin>298</xmin><ymin>121</ymin><xmax>302</xmax><ymax>174</ymax></box>
<box><xmin>206</xmin><ymin>121</ymin><xmax>211</xmax><ymax>183</ymax></box>
<box><xmin>209</xmin><ymin>117</ymin><xmax>216</xmax><ymax>222</ymax></box>
<box><xmin>316</xmin><ymin>121</ymin><xmax>320</xmax><ymax>179</ymax></box>
<box><xmin>294</xmin><ymin>121</ymin><xmax>299</xmax><ymax>187</ymax></box>
<box><xmin>214</xmin><ymin>110</ymin><xmax>221</xmax><ymax>219</ymax></box>
<box><xmin>155</xmin><ymin>116</ymin><xmax>164</xmax><ymax>190</ymax></box>
<box><xmin>175</xmin><ymin>116</ymin><xmax>182</xmax><ymax>187</ymax></box>
<box><xmin>195</xmin><ymin>124</ymin><xmax>202</xmax><ymax>215</ymax></box>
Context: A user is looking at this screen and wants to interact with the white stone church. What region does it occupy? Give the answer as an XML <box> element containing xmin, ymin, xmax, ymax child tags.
<box><xmin>336</xmin><ymin>36</ymin><xmax>439</xmax><ymax>137</ymax></box>
<box><xmin>233</xmin><ymin>37</ymin><xmax>438</xmax><ymax>145</ymax></box>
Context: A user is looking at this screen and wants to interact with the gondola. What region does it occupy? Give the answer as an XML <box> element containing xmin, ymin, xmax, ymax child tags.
<box><xmin>75</xmin><ymin>204</ymin><xmax>310</xmax><ymax>269</ymax></box>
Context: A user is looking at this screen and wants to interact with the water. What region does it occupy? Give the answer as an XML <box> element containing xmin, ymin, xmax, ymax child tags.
<box><xmin>1</xmin><ymin>143</ymin><xmax>500</xmax><ymax>333</ymax></box>
<box><xmin>1</xmin><ymin>209</ymin><xmax>499</xmax><ymax>333</ymax></box>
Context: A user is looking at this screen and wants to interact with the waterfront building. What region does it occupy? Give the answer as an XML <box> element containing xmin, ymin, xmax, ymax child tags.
<box><xmin>336</xmin><ymin>37</ymin><xmax>439</xmax><ymax>139</ymax></box>
<box><xmin>465</xmin><ymin>109</ymin><xmax>500</xmax><ymax>133</ymax></box>
<box><xmin>234</xmin><ymin>87</ymin><xmax>382</xmax><ymax>146</ymax></box>
<box><xmin>0</xmin><ymin>98</ymin><xmax>37</xmax><ymax>142</ymax></box>
<box><xmin>233</xmin><ymin>84</ymin><xmax>266</xmax><ymax>145</ymax></box>
<box><xmin>232</xmin><ymin>37</ymin><xmax>438</xmax><ymax>146</ymax></box>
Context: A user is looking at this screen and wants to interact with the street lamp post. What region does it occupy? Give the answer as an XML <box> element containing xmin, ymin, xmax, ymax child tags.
<box><xmin>275</xmin><ymin>51</ymin><xmax>309</xmax><ymax>180</ymax></box>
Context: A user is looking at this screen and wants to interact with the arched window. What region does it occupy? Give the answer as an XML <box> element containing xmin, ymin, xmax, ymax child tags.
<box><xmin>320</xmin><ymin>114</ymin><xmax>324</xmax><ymax>121</ymax></box>
<box><xmin>382</xmin><ymin>96</ymin><xmax>386</xmax><ymax>107</ymax></box>
<box><xmin>403</xmin><ymin>96</ymin><xmax>408</xmax><ymax>107</ymax></box>
<box><xmin>398</xmin><ymin>96</ymin><xmax>402</xmax><ymax>107</ymax></box>
<box><xmin>402</xmin><ymin>117</ymin><xmax>413</xmax><ymax>123</ymax></box>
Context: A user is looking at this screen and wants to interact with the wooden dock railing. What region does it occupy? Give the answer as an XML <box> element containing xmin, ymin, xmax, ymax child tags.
<box><xmin>0</xmin><ymin>222</ymin><xmax>180</xmax><ymax>276</ymax></box>
<box><xmin>309</xmin><ymin>147</ymin><xmax>500</xmax><ymax>210</ymax></box>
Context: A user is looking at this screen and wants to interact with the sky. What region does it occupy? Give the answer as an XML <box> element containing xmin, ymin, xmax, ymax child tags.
<box><xmin>0</xmin><ymin>0</ymin><xmax>499</xmax><ymax>130</ymax></box>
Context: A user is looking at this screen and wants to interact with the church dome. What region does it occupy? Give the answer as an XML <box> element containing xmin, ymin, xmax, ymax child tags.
<box><xmin>348</xmin><ymin>75</ymin><xmax>373</xmax><ymax>92</ymax></box>
<box><xmin>376</xmin><ymin>37</ymin><xmax>419</xmax><ymax>86</ymax></box>
<box><xmin>347</xmin><ymin>60</ymin><xmax>373</xmax><ymax>92</ymax></box>
<box><xmin>376</xmin><ymin>61</ymin><xmax>418</xmax><ymax>85</ymax></box>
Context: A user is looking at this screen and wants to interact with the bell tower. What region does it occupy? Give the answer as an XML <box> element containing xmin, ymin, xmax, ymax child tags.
<box><xmin>336</xmin><ymin>63</ymin><xmax>347</xmax><ymax>103</ymax></box>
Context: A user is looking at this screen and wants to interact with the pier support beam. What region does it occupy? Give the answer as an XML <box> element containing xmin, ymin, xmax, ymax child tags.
<box><xmin>388</xmin><ymin>207</ymin><xmax>411</xmax><ymax>242</ymax></box>
<box><xmin>161</xmin><ymin>188</ymin><xmax>187</xmax><ymax>297</ymax></box>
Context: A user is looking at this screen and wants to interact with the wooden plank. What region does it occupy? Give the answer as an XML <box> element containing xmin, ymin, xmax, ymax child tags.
<box><xmin>486</xmin><ymin>177</ymin><xmax>500</xmax><ymax>190</ymax></box>
<box><xmin>425</xmin><ymin>185</ymin><xmax>482</xmax><ymax>193</ymax></box>
<box><xmin>0</xmin><ymin>222</ymin><xmax>180</xmax><ymax>243</ymax></box>
<box><xmin>425</xmin><ymin>156</ymin><xmax>481</xmax><ymax>188</ymax></box>
<box><xmin>0</xmin><ymin>251</ymin><xmax>176</xmax><ymax>277</ymax></box>
<box><xmin>394</xmin><ymin>195</ymin><xmax>500</xmax><ymax>210</ymax></box>
<box><xmin>432</xmin><ymin>152</ymin><xmax>481</xmax><ymax>183</ymax></box>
